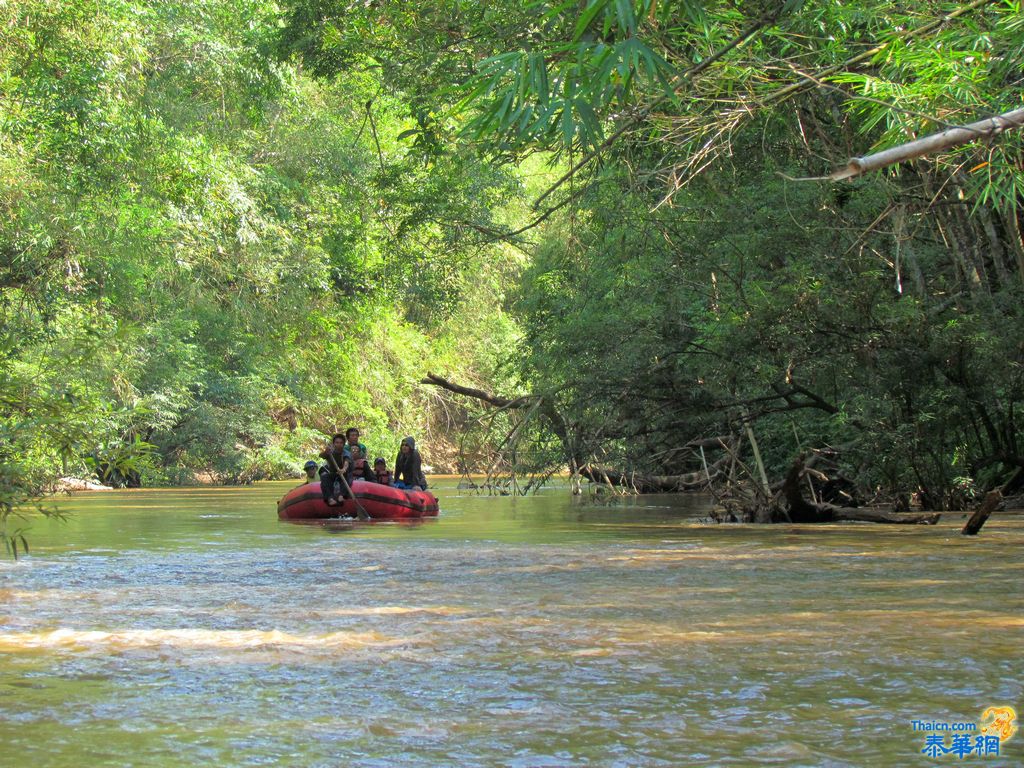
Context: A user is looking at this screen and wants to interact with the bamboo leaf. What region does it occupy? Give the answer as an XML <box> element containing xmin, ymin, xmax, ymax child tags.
<box><xmin>536</xmin><ymin>0</ymin><xmax>579</xmax><ymax>24</ymax></box>
<box><xmin>560</xmin><ymin>104</ymin><xmax>575</xmax><ymax>146</ymax></box>
<box><xmin>518</xmin><ymin>54</ymin><xmax>529</xmax><ymax>104</ymax></box>
<box><xmin>614</xmin><ymin>0</ymin><xmax>636</xmax><ymax>36</ymax></box>
<box><xmin>531</xmin><ymin>54</ymin><xmax>550</xmax><ymax>106</ymax></box>
<box><xmin>574</xmin><ymin>0</ymin><xmax>610</xmax><ymax>42</ymax></box>
<box><xmin>575</xmin><ymin>99</ymin><xmax>603</xmax><ymax>143</ymax></box>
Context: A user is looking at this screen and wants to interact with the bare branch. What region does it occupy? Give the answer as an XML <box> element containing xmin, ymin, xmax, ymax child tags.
<box><xmin>421</xmin><ymin>372</ymin><xmax>534</xmax><ymax>409</ymax></box>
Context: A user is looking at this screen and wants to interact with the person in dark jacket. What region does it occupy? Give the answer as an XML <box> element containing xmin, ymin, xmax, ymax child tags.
<box><xmin>393</xmin><ymin>436</ymin><xmax>427</xmax><ymax>491</ymax></box>
<box><xmin>319</xmin><ymin>434</ymin><xmax>352</xmax><ymax>505</ymax></box>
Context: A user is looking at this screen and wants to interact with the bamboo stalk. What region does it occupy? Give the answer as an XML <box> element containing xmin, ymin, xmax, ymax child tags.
<box><xmin>830</xmin><ymin>108</ymin><xmax>1024</xmax><ymax>181</ymax></box>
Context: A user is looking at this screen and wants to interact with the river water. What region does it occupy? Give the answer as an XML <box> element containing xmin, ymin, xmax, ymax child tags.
<box><xmin>1</xmin><ymin>479</ymin><xmax>1021</xmax><ymax>767</ymax></box>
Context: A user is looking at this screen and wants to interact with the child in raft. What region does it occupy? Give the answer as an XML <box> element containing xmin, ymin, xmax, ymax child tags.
<box><xmin>373</xmin><ymin>457</ymin><xmax>393</xmax><ymax>486</ymax></box>
<box><xmin>349</xmin><ymin>445</ymin><xmax>375</xmax><ymax>482</ymax></box>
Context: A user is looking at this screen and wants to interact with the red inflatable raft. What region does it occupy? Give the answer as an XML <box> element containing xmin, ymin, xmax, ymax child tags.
<box><xmin>277</xmin><ymin>480</ymin><xmax>439</xmax><ymax>520</ymax></box>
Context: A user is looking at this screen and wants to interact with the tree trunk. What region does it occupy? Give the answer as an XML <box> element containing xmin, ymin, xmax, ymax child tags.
<box><xmin>1007</xmin><ymin>208</ymin><xmax>1024</xmax><ymax>289</ymax></box>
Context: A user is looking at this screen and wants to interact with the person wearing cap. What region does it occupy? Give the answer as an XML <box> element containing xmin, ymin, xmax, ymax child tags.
<box><xmin>302</xmin><ymin>460</ymin><xmax>320</xmax><ymax>484</ymax></box>
<box><xmin>393</xmin><ymin>436</ymin><xmax>427</xmax><ymax>491</ymax></box>
<box><xmin>373</xmin><ymin>457</ymin><xmax>393</xmax><ymax>486</ymax></box>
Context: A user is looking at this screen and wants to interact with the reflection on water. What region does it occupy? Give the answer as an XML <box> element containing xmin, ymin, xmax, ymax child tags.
<box><xmin>0</xmin><ymin>479</ymin><xmax>1021</xmax><ymax>767</ymax></box>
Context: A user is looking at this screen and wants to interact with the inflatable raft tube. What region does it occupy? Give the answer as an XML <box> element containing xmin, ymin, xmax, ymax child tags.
<box><xmin>277</xmin><ymin>480</ymin><xmax>439</xmax><ymax>520</ymax></box>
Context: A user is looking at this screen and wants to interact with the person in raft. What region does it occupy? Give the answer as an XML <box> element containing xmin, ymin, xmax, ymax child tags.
<box><xmin>302</xmin><ymin>460</ymin><xmax>319</xmax><ymax>484</ymax></box>
<box><xmin>373</xmin><ymin>457</ymin><xmax>393</xmax><ymax>486</ymax></box>
<box><xmin>393</xmin><ymin>436</ymin><xmax>427</xmax><ymax>491</ymax></box>
<box><xmin>349</xmin><ymin>444</ymin><xmax>375</xmax><ymax>482</ymax></box>
<box><xmin>345</xmin><ymin>427</ymin><xmax>368</xmax><ymax>460</ymax></box>
<box><xmin>319</xmin><ymin>433</ymin><xmax>353</xmax><ymax>506</ymax></box>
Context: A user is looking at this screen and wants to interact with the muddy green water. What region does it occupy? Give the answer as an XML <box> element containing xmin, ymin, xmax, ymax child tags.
<box><xmin>1</xmin><ymin>480</ymin><xmax>1021</xmax><ymax>767</ymax></box>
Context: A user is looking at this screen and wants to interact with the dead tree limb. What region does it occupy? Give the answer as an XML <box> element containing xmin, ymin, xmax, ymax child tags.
<box><xmin>783</xmin><ymin>453</ymin><xmax>940</xmax><ymax>524</ymax></box>
<box><xmin>830</xmin><ymin>107</ymin><xmax>1024</xmax><ymax>181</ymax></box>
<box><xmin>961</xmin><ymin>489</ymin><xmax>1002</xmax><ymax>535</ymax></box>
<box><xmin>422</xmin><ymin>372</ymin><xmax>534</xmax><ymax>409</ymax></box>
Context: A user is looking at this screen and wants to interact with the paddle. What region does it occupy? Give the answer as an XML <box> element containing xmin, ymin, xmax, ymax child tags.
<box><xmin>324</xmin><ymin>449</ymin><xmax>371</xmax><ymax>521</ymax></box>
<box><xmin>338</xmin><ymin>471</ymin><xmax>371</xmax><ymax>521</ymax></box>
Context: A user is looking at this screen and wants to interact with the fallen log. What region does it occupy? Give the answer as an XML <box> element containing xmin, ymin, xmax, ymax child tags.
<box><xmin>833</xmin><ymin>508</ymin><xmax>941</xmax><ymax>525</ymax></box>
<box><xmin>56</xmin><ymin>476</ymin><xmax>114</xmax><ymax>492</ymax></box>
<box><xmin>782</xmin><ymin>454</ymin><xmax>940</xmax><ymax>524</ymax></box>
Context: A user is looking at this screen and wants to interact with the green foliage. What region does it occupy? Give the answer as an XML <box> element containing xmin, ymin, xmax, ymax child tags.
<box><xmin>4</xmin><ymin>0</ymin><xmax>1023</xmax><ymax>539</ymax></box>
<box><xmin>510</xmin><ymin>128</ymin><xmax>1024</xmax><ymax>505</ymax></box>
<box><xmin>326</xmin><ymin>0</ymin><xmax>1023</xmax><ymax>507</ymax></box>
<box><xmin>0</xmin><ymin>0</ymin><xmax>530</xmax><ymax>542</ymax></box>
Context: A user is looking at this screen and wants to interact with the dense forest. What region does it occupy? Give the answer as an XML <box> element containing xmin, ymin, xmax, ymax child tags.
<box><xmin>3</xmin><ymin>1</ymin><xmax>1024</xmax><ymax>536</ymax></box>
<box><xmin>0</xmin><ymin>0</ymin><xmax>530</xmax><ymax>519</ymax></box>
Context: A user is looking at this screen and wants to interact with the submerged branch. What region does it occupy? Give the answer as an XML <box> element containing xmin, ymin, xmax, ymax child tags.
<box><xmin>578</xmin><ymin>462</ymin><xmax>726</xmax><ymax>493</ymax></box>
<box><xmin>782</xmin><ymin>453</ymin><xmax>940</xmax><ymax>524</ymax></box>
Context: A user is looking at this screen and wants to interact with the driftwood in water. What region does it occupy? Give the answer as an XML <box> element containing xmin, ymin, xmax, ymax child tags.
<box><xmin>831</xmin><ymin>508</ymin><xmax>941</xmax><ymax>525</ymax></box>
<box><xmin>56</xmin><ymin>476</ymin><xmax>114</xmax><ymax>492</ymax></box>
<box><xmin>961</xmin><ymin>490</ymin><xmax>1002</xmax><ymax>535</ymax></box>
<box><xmin>959</xmin><ymin>465</ymin><xmax>1024</xmax><ymax>535</ymax></box>
<box><xmin>782</xmin><ymin>454</ymin><xmax>940</xmax><ymax>524</ymax></box>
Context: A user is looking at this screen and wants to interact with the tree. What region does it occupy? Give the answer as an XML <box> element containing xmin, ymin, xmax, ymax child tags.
<box><xmin>280</xmin><ymin>0</ymin><xmax>1024</xmax><ymax>510</ymax></box>
<box><xmin>1</xmin><ymin>0</ymin><xmax>531</xmax><ymax>542</ymax></box>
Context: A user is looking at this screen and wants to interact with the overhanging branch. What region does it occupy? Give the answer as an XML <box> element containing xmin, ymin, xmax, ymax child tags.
<box><xmin>829</xmin><ymin>107</ymin><xmax>1024</xmax><ymax>181</ymax></box>
<box><xmin>421</xmin><ymin>372</ymin><xmax>534</xmax><ymax>409</ymax></box>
